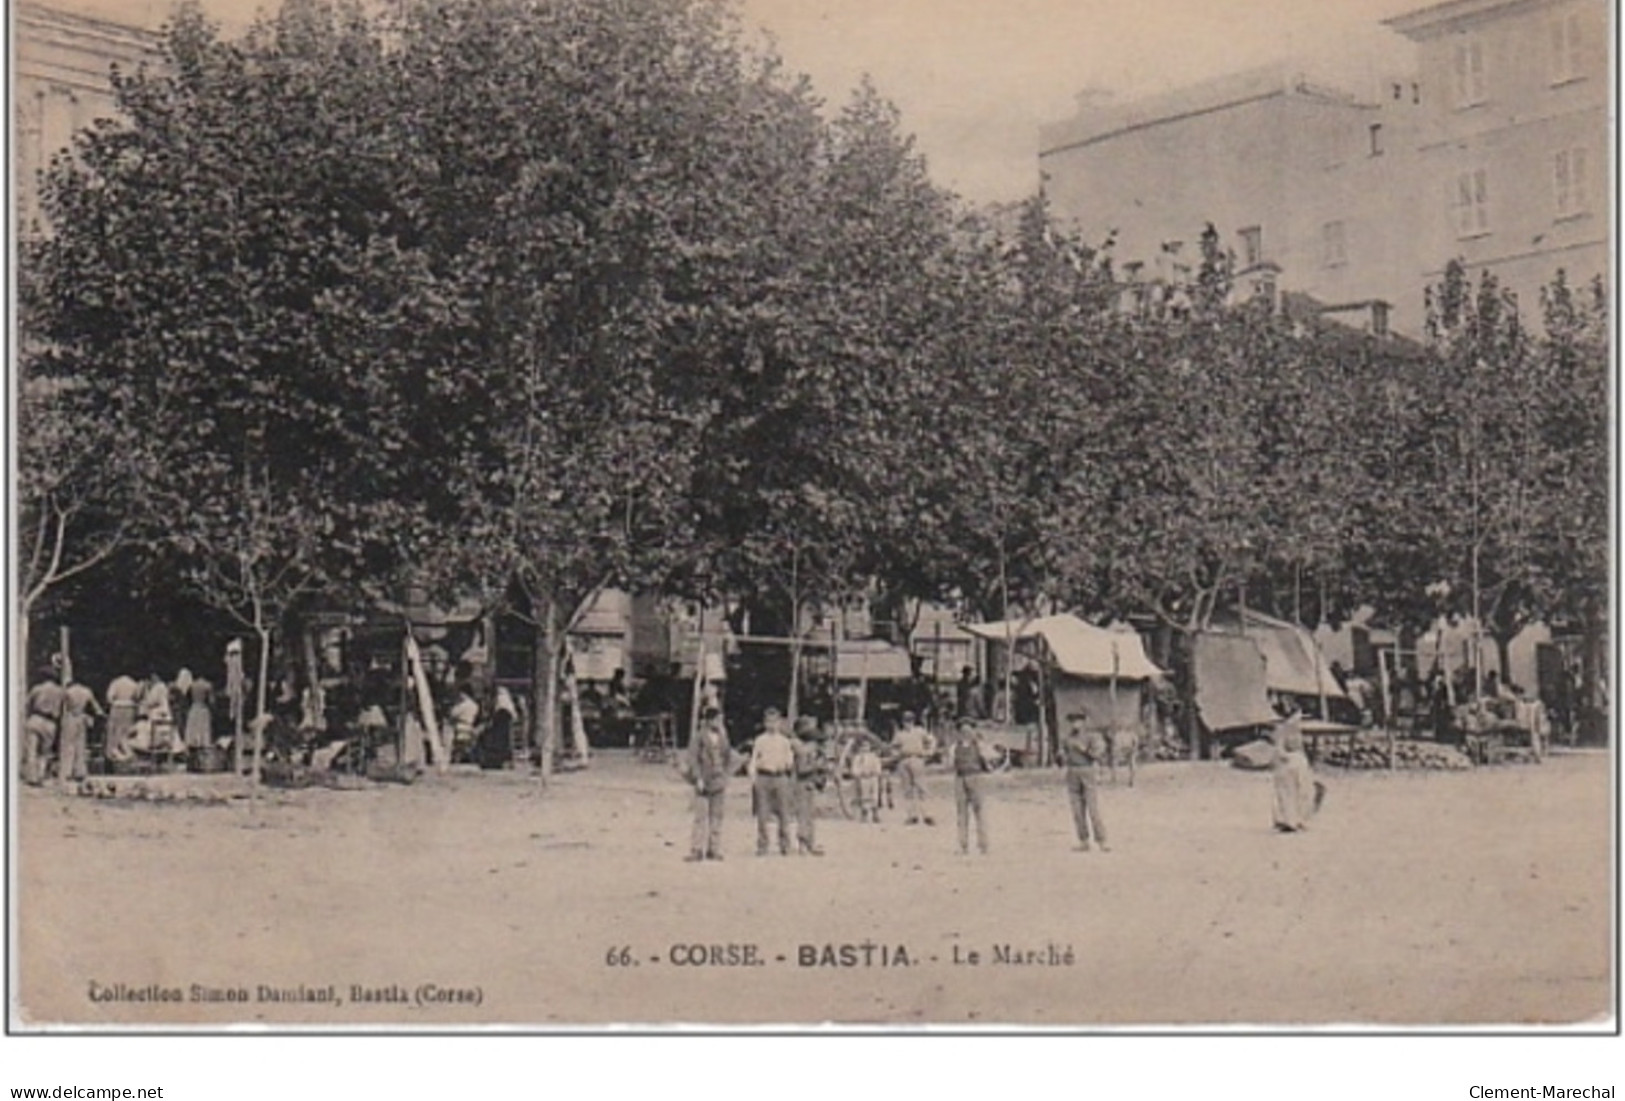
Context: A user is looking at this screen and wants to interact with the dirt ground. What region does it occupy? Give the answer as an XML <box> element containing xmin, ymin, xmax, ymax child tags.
<box><xmin>13</xmin><ymin>747</ymin><xmax>1614</xmax><ymax>1029</ymax></box>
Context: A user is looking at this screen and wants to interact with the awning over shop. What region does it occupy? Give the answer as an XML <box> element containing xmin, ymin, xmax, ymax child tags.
<box><xmin>1236</xmin><ymin>609</ymin><xmax>1348</xmax><ymax>700</ymax></box>
<box><xmin>963</xmin><ymin>614</ymin><xmax>1165</xmax><ymax>680</ymax></box>
<box><xmin>1193</xmin><ymin>632</ymin><xmax>1280</xmax><ymax>732</ymax></box>
<box><xmin>828</xmin><ymin>637</ymin><xmax>914</xmax><ymax>680</ymax></box>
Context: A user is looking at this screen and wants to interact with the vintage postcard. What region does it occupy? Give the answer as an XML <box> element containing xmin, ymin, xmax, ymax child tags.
<box><xmin>9</xmin><ymin>0</ymin><xmax>1614</xmax><ymax>1035</ymax></box>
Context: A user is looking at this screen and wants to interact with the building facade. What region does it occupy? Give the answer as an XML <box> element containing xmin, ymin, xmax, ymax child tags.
<box><xmin>13</xmin><ymin>2</ymin><xmax>160</xmax><ymax>228</ymax></box>
<box><xmin>1385</xmin><ymin>0</ymin><xmax>1610</xmax><ymax>319</ymax></box>
<box><xmin>1037</xmin><ymin>0</ymin><xmax>1609</xmax><ymax>335</ymax></box>
<box><xmin>1040</xmin><ymin>65</ymin><xmax>1424</xmax><ymax>331</ymax></box>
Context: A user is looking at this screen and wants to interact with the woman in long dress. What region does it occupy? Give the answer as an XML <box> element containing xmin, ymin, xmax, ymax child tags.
<box><xmin>1271</xmin><ymin>710</ymin><xmax>1321</xmax><ymax>832</ymax></box>
<box><xmin>184</xmin><ymin>676</ymin><xmax>214</xmax><ymax>750</ymax></box>
<box><xmin>142</xmin><ymin>673</ymin><xmax>178</xmax><ymax>758</ymax></box>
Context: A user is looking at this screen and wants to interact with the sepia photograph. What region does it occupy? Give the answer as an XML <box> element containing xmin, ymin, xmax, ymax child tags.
<box><xmin>6</xmin><ymin>0</ymin><xmax>1616</xmax><ymax>1049</ymax></box>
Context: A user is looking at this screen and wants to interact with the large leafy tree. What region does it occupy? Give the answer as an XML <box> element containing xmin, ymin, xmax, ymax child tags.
<box><xmin>1092</xmin><ymin>228</ymin><xmax>1273</xmax><ymax>637</ymax></box>
<box><xmin>13</xmin><ymin>369</ymin><xmax>149</xmax><ymax>680</ymax></box>
<box><xmin>1416</xmin><ymin>262</ymin><xmax>1554</xmax><ymax>686</ymax></box>
<box><xmin>1535</xmin><ymin>271</ymin><xmax>1609</xmax><ymax>733</ymax></box>
<box><xmin>386</xmin><ymin>0</ymin><xmax>841</xmax><ymax>751</ymax></box>
<box><xmin>893</xmin><ymin>197</ymin><xmax>1119</xmax><ymax>624</ymax></box>
<box><xmin>683</xmin><ymin>79</ymin><xmax>962</xmax><ymax>713</ymax></box>
<box><xmin>27</xmin><ymin>0</ymin><xmax>427</xmax><ymax>717</ymax></box>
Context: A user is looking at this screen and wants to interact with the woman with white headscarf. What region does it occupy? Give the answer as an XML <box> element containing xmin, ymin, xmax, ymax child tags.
<box><xmin>1270</xmin><ymin>708</ymin><xmax>1324</xmax><ymax>832</ymax></box>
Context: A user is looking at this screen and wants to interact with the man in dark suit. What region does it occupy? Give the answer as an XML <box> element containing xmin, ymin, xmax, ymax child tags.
<box><xmin>683</xmin><ymin>706</ymin><xmax>734</xmax><ymax>862</ymax></box>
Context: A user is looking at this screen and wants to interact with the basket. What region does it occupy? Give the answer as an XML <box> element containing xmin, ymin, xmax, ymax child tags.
<box><xmin>187</xmin><ymin>746</ymin><xmax>228</xmax><ymax>773</ymax></box>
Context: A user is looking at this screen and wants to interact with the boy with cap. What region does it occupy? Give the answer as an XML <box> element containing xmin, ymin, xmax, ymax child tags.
<box><xmin>1061</xmin><ymin>709</ymin><xmax>1110</xmax><ymax>852</ymax></box>
<box><xmin>892</xmin><ymin>710</ymin><xmax>936</xmax><ymax>826</ymax></box>
<box><xmin>850</xmin><ymin>735</ymin><xmax>884</xmax><ymax>823</ymax></box>
<box><xmin>683</xmin><ymin>706</ymin><xmax>735</xmax><ymax>861</ymax></box>
<box><xmin>790</xmin><ymin>717</ymin><xmax>827</xmax><ymax>855</ymax></box>
<box><xmin>950</xmin><ymin>718</ymin><xmax>992</xmax><ymax>855</ymax></box>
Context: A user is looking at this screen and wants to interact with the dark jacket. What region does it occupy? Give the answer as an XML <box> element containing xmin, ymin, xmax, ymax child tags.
<box><xmin>1062</xmin><ymin>728</ymin><xmax>1108</xmax><ymax>769</ymax></box>
<box><xmin>951</xmin><ymin>736</ymin><xmax>990</xmax><ymax>776</ymax></box>
<box><xmin>686</xmin><ymin>724</ymin><xmax>734</xmax><ymax>794</ymax></box>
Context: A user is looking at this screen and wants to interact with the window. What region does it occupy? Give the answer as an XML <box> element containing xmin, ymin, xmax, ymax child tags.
<box><xmin>1554</xmin><ymin>147</ymin><xmax>1589</xmax><ymax>217</ymax></box>
<box><xmin>1254</xmin><ymin>273</ymin><xmax>1277</xmax><ymax>309</ymax></box>
<box><xmin>1238</xmin><ymin>225</ymin><xmax>1263</xmax><ymax>268</ymax></box>
<box><xmin>1452</xmin><ymin>36</ymin><xmax>1486</xmax><ymax>107</ymax></box>
<box><xmin>1321</xmin><ymin>220</ymin><xmax>1348</xmax><ymax>268</ymax></box>
<box><xmin>1369</xmin><ymin>123</ymin><xmax>1384</xmax><ymax>156</ymax></box>
<box><xmin>1550</xmin><ymin>9</ymin><xmax>1585</xmax><ymax>84</ymax></box>
<box><xmin>1454</xmin><ymin>168</ymin><xmax>1490</xmax><ymax>237</ymax></box>
<box><xmin>1371</xmin><ymin>302</ymin><xmax>1390</xmax><ymax>337</ymax></box>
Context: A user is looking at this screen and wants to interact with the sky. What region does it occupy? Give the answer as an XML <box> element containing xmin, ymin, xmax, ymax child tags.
<box><xmin>51</xmin><ymin>0</ymin><xmax>1424</xmax><ymax>202</ymax></box>
<box><xmin>735</xmin><ymin>0</ymin><xmax>1423</xmax><ymax>201</ymax></box>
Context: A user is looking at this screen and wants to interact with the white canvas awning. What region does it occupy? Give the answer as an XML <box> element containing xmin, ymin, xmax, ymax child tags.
<box><xmin>963</xmin><ymin>614</ymin><xmax>1165</xmax><ymax>680</ymax></box>
<box><xmin>1235</xmin><ymin>609</ymin><xmax>1348</xmax><ymax>700</ymax></box>
<box><xmin>828</xmin><ymin>638</ymin><xmax>914</xmax><ymax>680</ymax></box>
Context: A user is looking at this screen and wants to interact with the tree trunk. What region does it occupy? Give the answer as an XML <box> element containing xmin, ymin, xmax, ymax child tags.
<box><xmin>253</xmin><ymin>623</ymin><xmax>272</xmax><ymax>803</ymax></box>
<box><xmin>531</xmin><ymin>598</ymin><xmax>560</xmax><ymax>782</ymax></box>
<box><xmin>17</xmin><ymin>606</ymin><xmax>32</xmax><ymax>783</ymax></box>
<box><xmin>1493</xmin><ymin>631</ymin><xmax>1514</xmax><ymax>689</ymax></box>
<box><xmin>787</xmin><ymin>635</ymin><xmax>803</xmax><ymax>720</ymax></box>
<box><xmin>1579</xmin><ymin>599</ymin><xmax>1605</xmax><ymax>745</ymax></box>
<box><xmin>1175</xmin><ymin>628</ymin><xmax>1202</xmax><ymax>761</ymax></box>
<box><xmin>1152</xmin><ymin>621</ymin><xmax>1173</xmax><ymax>670</ymax></box>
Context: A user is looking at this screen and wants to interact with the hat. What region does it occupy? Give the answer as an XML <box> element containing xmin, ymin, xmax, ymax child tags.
<box><xmin>701</xmin><ymin>706</ymin><xmax>720</xmax><ymax>720</ymax></box>
<box><xmin>901</xmin><ymin>710</ymin><xmax>917</xmax><ymax>722</ymax></box>
<box><xmin>763</xmin><ymin>707</ymin><xmax>781</xmax><ymax>718</ymax></box>
<box><xmin>793</xmin><ymin>716</ymin><xmax>818</xmax><ymax>735</ymax></box>
<box><xmin>955</xmin><ymin>716</ymin><xmax>976</xmax><ymax>731</ymax></box>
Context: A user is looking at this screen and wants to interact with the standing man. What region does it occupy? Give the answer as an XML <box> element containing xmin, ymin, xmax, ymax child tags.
<box><xmin>683</xmin><ymin>706</ymin><xmax>734</xmax><ymax>862</ymax></box>
<box><xmin>893</xmin><ymin>710</ymin><xmax>936</xmax><ymax>826</ymax></box>
<box><xmin>790</xmin><ymin>717</ymin><xmax>826</xmax><ymax>856</ymax></box>
<box><xmin>956</xmin><ymin>667</ymin><xmax>982</xmax><ymax>720</ymax></box>
<box><xmin>448</xmin><ymin>687</ymin><xmax>481</xmax><ymax>761</ymax></box>
<box><xmin>950</xmin><ymin>718</ymin><xmax>992</xmax><ymax>855</ymax></box>
<box><xmin>850</xmin><ymin>735</ymin><xmax>884</xmax><ymax>823</ymax></box>
<box><xmin>1062</xmin><ymin>710</ymin><xmax>1110</xmax><ymax>852</ymax></box>
<box><xmin>24</xmin><ymin>668</ymin><xmax>65</xmax><ymax>785</ymax></box>
<box><xmin>749</xmin><ymin>708</ymin><xmax>796</xmax><ymax>856</ymax></box>
<box><xmin>105</xmin><ymin>670</ymin><xmax>142</xmax><ymax>764</ymax></box>
<box><xmin>58</xmin><ymin>677</ymin><xmax>103</xmax><ymax>783</ymax></box>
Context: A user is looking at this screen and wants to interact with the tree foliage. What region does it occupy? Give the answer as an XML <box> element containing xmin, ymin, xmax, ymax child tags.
<box><xmin>20</xmin><ymin>0</ymin><xmax>1610</xmax><ymax>743</ymax></box>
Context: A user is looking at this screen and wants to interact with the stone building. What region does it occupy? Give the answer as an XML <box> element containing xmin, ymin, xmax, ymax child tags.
<box><xmin>1037</xmin><ymin>0</ymin><xmax>1609</xmax><ymax>335</ymax></box>
<box><xmin>1039</xmin><ymin>64</ymin><xmax>1424</xmax><ymax>332</ymax></box>
<box><xmin>1384</xmin><ymin>0</ymin><xmax>1609</xmax><ymax>318</ymax></box>
<box><xmin>13</xmin><ymin>2</ymin><xmax>161</xmax><ymax>228</ymax></box>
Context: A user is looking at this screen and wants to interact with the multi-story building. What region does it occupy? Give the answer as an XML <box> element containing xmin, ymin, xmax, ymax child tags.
<box><xmin>13</xmin><ymin>2</ymin><xmax>160</xmax><ymax>228</ymax></box>
<box><xmin>1039</xmin><ymin>64</ymin><xmax>1424</xmax><ymax>332</ymax></box>
<box><xmin>1037</xmin><ymin>0</ymin><xmax>1609</xmax><ymax>334</ymax></box>
<box><xmin>1384</xmin><ymin>0</ymin><xmax>1610</xmax><ymax>319</ymax></box>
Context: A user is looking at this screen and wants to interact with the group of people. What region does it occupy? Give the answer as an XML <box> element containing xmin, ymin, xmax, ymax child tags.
<box><xmin>23</xmin><ymin>664</ymin><xmax>229</xmax><ymax>785</ymax></box>
<box><xmin>21</xmin><ymin>652</ymin><xmax>526</xmax><ymax>783</ymax></box>
<box><xmin>1332</xmin><ymin>658</ymin><xmax>1557</xmax><ymax>748</ymax></box>
<box><xmin>676</xmin><ymin>705</ymin><xmax>1122</xmax><ymax>861</ymax></box>
<box><xmin>680</xmin><ymin>706</ymin><xmax>829</xmax><ymax>860</ymax></box>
